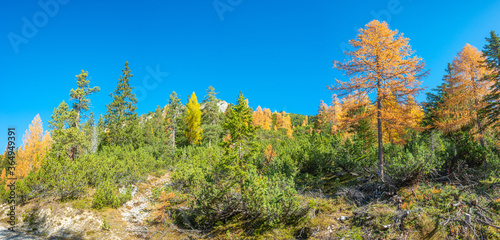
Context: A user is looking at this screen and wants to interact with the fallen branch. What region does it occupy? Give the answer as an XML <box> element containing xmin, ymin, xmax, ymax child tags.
<box><xmin>475</xmin><ymin>219</ymin><xmax>500</xmax><ymax>230</ymax></box>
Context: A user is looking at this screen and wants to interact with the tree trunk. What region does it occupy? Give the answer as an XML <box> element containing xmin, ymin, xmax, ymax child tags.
<box><xmin>76</xmin><ymin>109</ymin><xmax>80</xmax><ymax>129</ymax></box>
<box><xmin>476</xmin><ymin>113</ymin><xmax>485</xmax><ymax>147</ymax></box>
<box><xmin>209</xmin><ymin>138</ymin><xmax>212</xmax><ymax>149</ymax></box>
<box><xmin>472</xmin><ymin>76</ymin><xmax>486</xmax><ymax>147</ymax></box>
<box><xmin>376</xmin><ymin>61</ymin><xmax>384</xmax><ymax>182</ymax></box>
<box><xmin>172</xmin><ymin>126</ymin><xmax>176</xmax><ymax>150</ymax></box>
<box><xmin>377</xmin><ymin>96</ymin><xmax>384</xmax><ymax>182</ymax></box>
<box><xmin>430</xmin><ymin>130</ymin><xmax>435</xmax><ymax>156</ymax></box>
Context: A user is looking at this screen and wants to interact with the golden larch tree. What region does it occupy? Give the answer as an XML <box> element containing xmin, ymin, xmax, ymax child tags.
<box><xmin>185</xmin><ymin>92</ymin><xmax>203</xmax><ymax>145</ymax></box>
<box><xmin>273</xmin><ymin>111</ymin><xmax>293</xmax><ymax>138</ymax></box>
<box><xmin>331</xmin><ymin>20</ymin><xmax>428</xmax><ymax>181</ymax></box>
<box><xmin>337</xmin><ymin>91</ymin><xmax>373</xmax><ymax>139</ymax></box>
<box><xmin>316</xmin><ymin>101</ymin><xmax>333</xmax><ymax>133</ymax></box>
<box><xmin>380</xmin><ymin>92</ymin><xmax>423</xmax><ymax>144</ymax></box>
<box><xmin>16</xmin><ymin>114</ymin><xmax>52</xmax><ymax>178</ymax></box>
<box><xmin>302</xmin><ymin>116</ymin><xmax>309</xmax><ymax>126</ymax></box>
<box><xmin>252</xmin><ymin>106</ymin><xmax>272</xmax><ymax>130</ymax></box>
<box><xmin>436</xmin><ymin>44</ymin><xmax>491</xmax><ymax>146</ymax></box>
<box><xmin>316</xmin><ymin>95</ymin><xmax>343</xmax><ymax>134</ymax></box>
<box><xmin>262</xmin><ymin>108</ymin><xmax>272</xmax><ymax>130</ymax></box>
<box><xmin>253</xmin><ymin>106</ymin><xmax>265</xmax><ymax>127</ymax></box>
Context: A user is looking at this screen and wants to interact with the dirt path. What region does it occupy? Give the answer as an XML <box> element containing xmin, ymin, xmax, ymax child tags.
<box><xmin>0</xmin><ymin>172</ymin><xmax>171</xmax><ymax>239</ymax></box>
<box><xmin>118</xmin><ymin>172</ymin><xmax>171</xmax><ymax>239</ymax></box>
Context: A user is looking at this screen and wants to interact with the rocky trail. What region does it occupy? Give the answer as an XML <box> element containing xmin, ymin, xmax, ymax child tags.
<box><xmin>0</xmin><ymin>172</ymin><xmax>171</xmax><ymax>239</ymax></box>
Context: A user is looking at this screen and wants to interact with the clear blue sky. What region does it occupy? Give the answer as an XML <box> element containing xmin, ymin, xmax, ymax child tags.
<box><xmin>1</xmin><ymin>0</ymin><xmax>500</xmax><ymax>148</ymax></box>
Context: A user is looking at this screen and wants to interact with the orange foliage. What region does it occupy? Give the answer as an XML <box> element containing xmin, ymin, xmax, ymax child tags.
<box><xmin>337</xmin><ymin>91</ymin><xmax>372</xmax><ymax>136</ymax></box>
<box><xmin>382</xmin><ymin>93</ymin><xmax>424</xmax><ymax>144</ymax></box>
<box><xmin>316</xmin><ymin>94</ymin><xmax>343</xmax><ymax>134</ymax></box>
<box><xmin>16</xmin><ymin>114</ymin><xmax>52</xmax><ymax>178</ymax></box>
<box><xmin>436</xmin><ymin>44</ymin><xmax>492</xmax><ymax>145</ymax></box>
<box><xmin>0</xmin><ymin>168</ymin><xmax>5</xmax><ymax>182</ymax></box>
<box><xmin>331</xmin><ymin>20</ymin><xmax>427</xmax><ymax>180</ymax></box>
<box><xmin>252</xmin><ymin>106</ymin><xmax>272</xmax><ymax>130</ymax></box>
<box><xmin>302</xmin><ymin>116</ymin><xmax>308</xmax><ymax>126</ymax></box>
<box><xmin>223</xmin><ymin>133</ymin><xmax>231</xmax><ymax>142</ymax></box>
<box><xmin>154</xmin><ymin>191</ymin><xmax>177</xmax><ymax>223</ymax></box>
<box><xmin>331</xmin><ymin>20</ymin><xmax>426</xmax><ymax>134</ymax></box>
<box><xmin>254</xmin><ymin>107</ymin><xmax>294</xmax><ymax>138</ymax></box>
<box><xmin>264</xmin><ymin>144</ymin><xmax>277</xmax><ymax>163</ymax></box>
<box><xmin>274</xmin><ymin>111</ymin><xmax>293</xmax><ymax>138</ymax></box>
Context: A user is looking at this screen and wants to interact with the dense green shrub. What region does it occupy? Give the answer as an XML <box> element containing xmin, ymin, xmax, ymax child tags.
<box><xmin>1</xmin><ymin>144</ymin><xmax>163</xmax><ymax>206</ymax></box>
<box><xmin>92</xmin><ymin>176</ymin><xmax>132</xmax><ymax>209</ymax></box>
<box><xmin>172</xmin><ymin>143</ymin><xmax>307</xmax><ymax>231</ymax></box>
<box><xmin>383</xmin><ymin>133</ymin><xmax>444</xmax><ymax>186</ymax></box>
<box><xmin>37</xmin><ymin>155</ymin><xmax>87</xmax><ymax>200</ymax></box>
<box><xmin>88</xmin><ymin>145</ymin><xmax>161</xmax><ymax>186</ymax></box>
<box><xmin>188</xmin><ymin>165</ymin><xmax>305</xmax><ymax>230</ymax></box>
<box><xmin>333</xmin><ymin>135</ymin><xmax>376</xmax><ymax>175</ymax></box>
<box><xmin>441</xmin><ymin>132</ymin><xmax>488</xmax><ymax>170</ymax></box>
<box><xmin>172</xmin><ymin>146</ymin><xmax>223</xmax><ymax>189</ymax></box>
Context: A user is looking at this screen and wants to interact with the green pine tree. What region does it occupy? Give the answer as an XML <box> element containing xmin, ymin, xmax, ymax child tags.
<box><xmin>49</xmin><ymin>101</ymin><xmax>86</xmax><ymax>160</ymax></box>
<box><xmin>142</xmin><ymin>106</ymin><xmax>171</xmax><ymax>161</ymax></box>
<box><xmin>102</xmin><ymin>61</ymin><xmax>141</xmax><ymax>148</ymax></box>
<box><xmin>222</xmin><ymin>92</ymin><xmax>257</xmax><ymax>161</ymax></box>
<box><xmin>166</xmin><ymin>91</ymin><xmax>184</xmax><ymax>150</ymax></box>
<box><xmin>202</xmin><ymin>86</ymin><xmax>223</xmax><ymax>148</ymax></box>
<box><xmin>481</xmin><ymin>31</ymin><xmax>500</xmax><ymax>128</ymax></box>
<box><xmin>69</xmin><ymin>70</ymin><xmax>100</xmax><ymax>129</ymax></box>
<box><xmin>82</xmin><ymin>112</ymin><xmax>98</xmax><ymax>154</ymax></box>
<box><xmin>424</xmin><ymin>63</ymin><xmax>452</xmax><ymax>129</ymax></box>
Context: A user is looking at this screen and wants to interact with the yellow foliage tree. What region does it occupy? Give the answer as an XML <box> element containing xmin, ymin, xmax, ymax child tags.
<box><xmin>0</xmin><ymin>168</ymin><xmax>6</xmax><ymax>183</ymax></box>
<box><xmin>316</xmin><ymin>101</ymin><xmax>332</xmax><ymax>133</ymax></box>
<box><xmin>336</xmin><ymin>91</ymin><xmax>373</xmax><ymax>139</ymax></box>
<box><xmin>185</xmin><ymin>92</ymin><xmax>203</xmax><ymax>145</ymax></box>
<box><xmin>264</xmin><ymin>144</ymin><xmax>276</xmax><ymax>163</ymax></box>
<box><xmin>381</xmin><ymin>93</ymin><xmax>423</xmax><ymax>144</ymax></box>
<box><xmin>252</xmin><ymin>106</ymin><xmax>272</xmax><ymax>130</ymax></box>
<box><xmin>302</xmin><ymin>116</ymin><xmax>309</xmax><ymax>126</ymax></box>
<box><xmin>436</xmin><ymin>44</ymin><xmax>492</xmax><ymax>146</ymax></box>
<box><xmin>274</xmin><ymin>111</ymin><xmax>293</xmax><ymax>138</ymax></box>
<box><xmin>331</xmin><ymin>20</ymin><xmax>427</xmax><ymax>181</ymax></box>
<box><xmin>316</xmin><ymin>95</ymin><xmax>343</xmax><ymax>134</ymax></box>
<box><xmin>16</xmin><ymin>114</ymin><xmax>52</xmax><ymax>178</ymax></box>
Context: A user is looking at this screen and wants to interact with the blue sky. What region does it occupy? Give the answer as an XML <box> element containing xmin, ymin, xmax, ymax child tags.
<box><xmin>1</xmin><ymin>0</ymin><xmax>500</xmax><ymax>148</ymax></box>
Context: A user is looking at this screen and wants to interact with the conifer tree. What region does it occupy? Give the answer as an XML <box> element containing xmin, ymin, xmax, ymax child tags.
<box><xmin>49</xmin><ymin>101</ymin><xmax>86</xmax><ymax>160</ymax></box>
<box><xmin>222</xmin><ymin>92</ymin><xmax>257</xmax><ymax>160</ymax></box>
<box><xmin>69</xmin><ymin>70</ymin><xmax>100</xmax><ymax>129</ymax></box>
<box><xmin>185</xmin><ymin>92</ymin><xmax>203</xmax><ymax>145</ymax></box>
<box><xmin>202</xmin><ymin>86</ymin><xmax>223</xmax><ymax>148</ymax></box>
<box><xmin>436</xmin><ymin>44</ymin><xmax>491</xmax><ymax>146</ymax></box>
<box><xmin>17</xmin><ymin>114</ymin><xmax>51</xmax><ymax>178</ymax></box>
<box><xmin>102</xmin><ymin>61</ymin><xmax>141</xmax><ymax>148</ymax></box>
<box><xmin>481</xmin><ymin>31</ymin><xmax>500</xmax><ymax>128</ymax></box>
<box><xmin>423</xmin><ymin>64</ymin><xmax>455</xmax><ymax>134</ymax></box>
<box><xmin>143</xmin><ymin>106</ymin><xmax>171</xmax><ymax>159</ymax></box>
<box><xmin>166</xmin><ymin>91</ymin><xmax>183</xmax><ymax>149</ymax></box>
<box><xmin>331</xmin><ymin>20</ymin><xmax>428</xmax><ymax>181</ymax></box>
<box><xmin>252</xmin><ymin>106</ymin><xmax>265</xmax><ymax>128</ymax></box>
<box><xmin>83</xmin><ymin>112</ymin><xmax>98</xmax><ymax>154</ymax></box>
<box><xmin>302</xmin><ymin>116</ymin><xmax>309</xmax><ymax>126</ymax></box>
<box><xmin>96</xmin><ymin>114</ymin><xmax>105</xmax><ymax>142</ymax></box>
<box><xmin>252</xmin><ymin>106</ymin><xmax>272</xmax><ymax>130</ymax></box>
